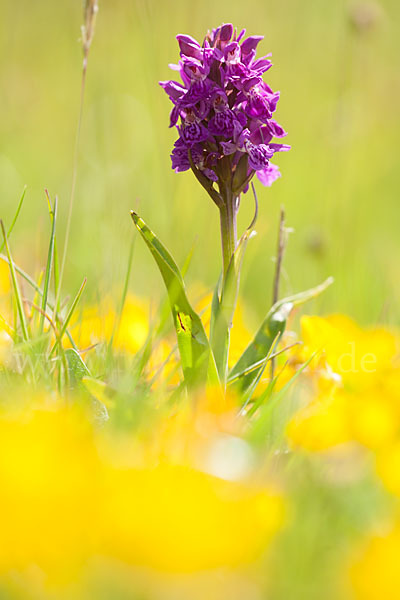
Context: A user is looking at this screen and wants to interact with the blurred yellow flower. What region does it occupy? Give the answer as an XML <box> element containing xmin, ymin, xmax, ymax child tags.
<box><xmin>0</xmin><ymin>257</ymin><xmax>10</xmax><ymax>296</ymax></box>
<box><xmin>146</xmin><ymin>387</ymin><xmax>242</xmax><ymax>470</ymax></box>
<box><xmin>376</xmin><ymin>441</ymin><xmax>400</xmax><ymax>497</ymax></box>
<box><xmin>0</xmin><ymin>408</ymin><xmax>100</xmax><ymax>583</ymax></box>
<box><xmin>104</xmin><ymin>388</ymin><xmax>285</xmax><ymax>573</ymax></box>
<box><xmin>350</xmin><ymin>523</ymin><xmax>400</xmax><ymax>600</ymax></box>
<box><xmin>287</xmin><ymin>384</ymin><xmax>351</xmax><ymax>452</ymax></box>
<box><xmin>113</xmin><ymin>294</ymin><xmax>149</xmax><ymax>354</ymax></box>
<box><xmin>229</xmin><ymin>304</ymin><xmax>253</xmax><ymax>368</ymax></box>
<box><xmin>146</xmin><ymin>337</ymin><xmax>181</xmax><ymax>388</ymax></box>
<box><xmin>0</xmin><ymin>324</ymin><xmax>12</xmax><ymax>366</ymax></box>
<box><xmin>300</xmin><ymin>314</ymin><xmax>398</xmax><ymax>389</ymax></box>
<box><xmin>288</xmin><ymin>387</ymin><xmax>400</xmax><ymax>453</ymax></box>
<box><xmin>69</xmin><ymin>293</ymin><xmax>181</xmax><ymax>386</ymax></box>
<box><xmin>287</xmin><ymin>315</ymin><xmax>400</xmax><ymax>453</ymax></box>
<box><xmin>0</xmin><ymin>258</ymin><xmax>13</xmax><ymax>365</ymax></box>
<box><xmin>102</xmin><ymin>462</ymin><xmax>283</xmax><ymax>572</ymax></box>
<box><xmin>0</xmin><ymin>390</ymin><xmax>284</xmax><ymax>585</ymax></box>
<box><xmin>69</xmin><ymin>297</ymin><xmax>115</xmax><ymax>350</ymax></box>
<box><xmin>70</xmin><ymin>293</ymin><xmax>149</xmax><ymax>354</ymax></box>
<box><xmin>348</xmin><ymin>391</ymin><xmax>399</xmax><ymax>449</ymax></box>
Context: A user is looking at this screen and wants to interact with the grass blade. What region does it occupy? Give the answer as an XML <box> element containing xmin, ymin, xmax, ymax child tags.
<box><xmin>39</xmin><ymin>195</ymin><xmax>57</xmax><ymax>336</ymax></box>
<box><xmin>49</xmin><ymin>277</ymin><xmax>87</xmax><ymax>357</ymax></box>
<box><xmin>0</xmin><ymin>253</ymin><xmax>79</xmax><ymax>351</ymax></box>
<box><xmin>0</xmin><ymin>186</ymin><xmax>27</xmax><ymax>255</ymax></box>
<box><xmin>0</xmin><ymin>220</ymin><xmax>29</xmax><ymax>342</ymax></box>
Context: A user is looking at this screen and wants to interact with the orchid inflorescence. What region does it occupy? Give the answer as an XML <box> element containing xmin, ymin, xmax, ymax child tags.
<box><xmin>160</xmin><ymin>23</ymin><xmax>290</xmax><ymax>201</ymax></box>
<box><xmin>160</xmin><ymin>23</ymin><xmax>290</xmax><ymax>279</ymax></box>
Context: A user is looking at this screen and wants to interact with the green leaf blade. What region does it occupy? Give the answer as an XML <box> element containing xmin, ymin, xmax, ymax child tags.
<box><xmin>229</xmin><ymin>277</ymin><xmax>333</xmax><ymax>398</ymax></box>
<box><xmin>131</xmin><ymin>211</ymin><xmax>219</xmax><ymax>389</ymax></box>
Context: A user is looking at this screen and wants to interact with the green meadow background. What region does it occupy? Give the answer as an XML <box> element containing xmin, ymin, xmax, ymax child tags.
<box><xmin>0</xmin><ymin>0</ymin><xmax>399</xmax><ymax>324</ymax></box>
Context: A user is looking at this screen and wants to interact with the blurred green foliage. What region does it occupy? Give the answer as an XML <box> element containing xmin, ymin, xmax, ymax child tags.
<box><xmin>0</xmin><ymin>0</ymin><xmax>399</xmax><ymax>323</ymax></box>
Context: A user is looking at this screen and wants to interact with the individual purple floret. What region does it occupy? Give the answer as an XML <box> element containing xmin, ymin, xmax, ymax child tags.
<box><xmin>160</xmin><ymin>23</ymin><xmax>290</xmax><ymax>194</ymax></box>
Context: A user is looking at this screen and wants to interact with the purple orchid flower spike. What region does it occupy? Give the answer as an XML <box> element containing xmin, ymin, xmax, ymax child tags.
<box><xmin>159</xmin><ymin>23</ymin><xmax>290</xmax><ymax>278</ymax></box>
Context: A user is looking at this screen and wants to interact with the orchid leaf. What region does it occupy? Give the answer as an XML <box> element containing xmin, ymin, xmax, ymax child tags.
<box><xmin>131</xmin><ymin>211</ymin><xmax>219</xmax><ymax>388</ymax></box>
<box><xmin>229</xmin><ymin>277</ymin><xmax>333</xmax><ymax>397</ymax></box>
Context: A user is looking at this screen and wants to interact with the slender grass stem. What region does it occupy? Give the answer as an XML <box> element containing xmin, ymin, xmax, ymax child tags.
<box><xmin>107</xmin><ymin>237</ymin><xmax>136</xmax><ymax>356</ymax></box>
<box><xmin>39</xmin><ymin>196</ymin><xmax>57</xmax><ymax>337</ymax></box>
<box><xmin>0</xmin><ymin>220</ymin><xmax>29</xmax><ymax>342</ymax></box>
<box><xmin>0</xmin><ymin>186</ymin><xmax>27</xmax><ymax>255</ymax></box>
<box><xmin>272</xmin><ymin>207</ymin><xmax>287</xmax><ymax>306</ymax></box>
<box><xmin>271</xmin><ymin>207</ymin><xmax>288</xmax><ymax>378</ymax></box>
<box><xmin>54</xmin><ymin>2</ymin><xmax>98</xmax><ymax>315</ymax></box>
<box><xmin>0</xmin><ymin>253</ymin><xmax>79</xmax><ymax>351</ymax></box>
<box><xmin>49</xmin><ymin>278</ymin><xmax>87</xmax><ymax>357</ymax></box>
<box><xmin>55</xmin><ymin>60</ymin><xmax>88</xmax><ymax>313</ymax></box>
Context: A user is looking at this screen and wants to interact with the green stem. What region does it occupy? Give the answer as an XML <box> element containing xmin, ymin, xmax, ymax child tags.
<box><xmin>219</xmin><ymin>189</ymin><xmax>239</xmax><ymax>279</ymax></box>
